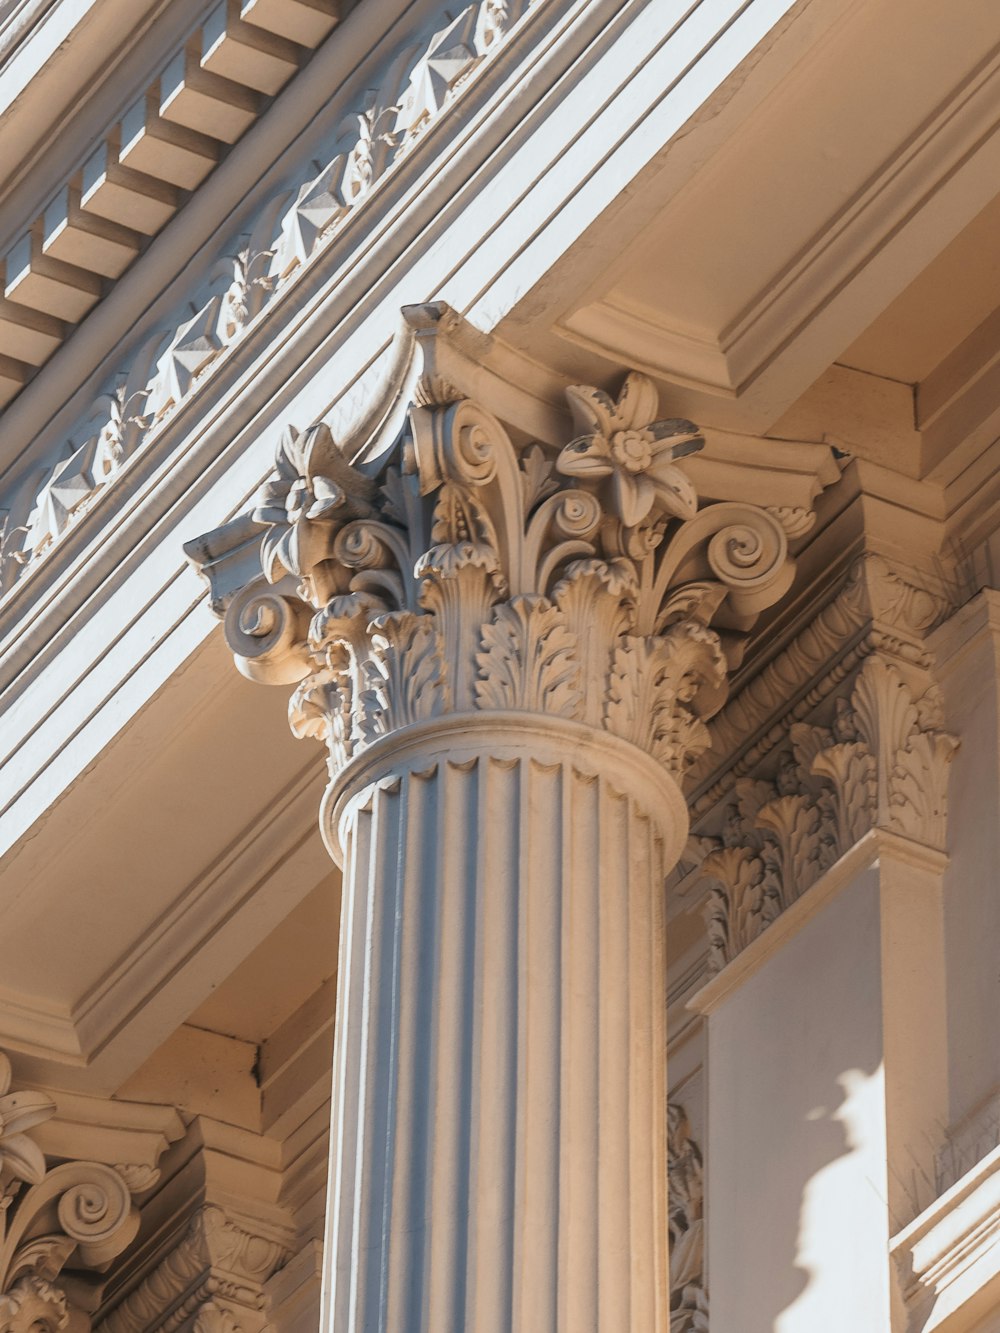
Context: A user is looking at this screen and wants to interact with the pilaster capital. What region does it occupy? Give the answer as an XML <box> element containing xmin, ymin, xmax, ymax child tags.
<box><xmin>695</xmin><ymin>648</ymin><xmax>958</xmax><ymax>974</ymax></box>
<box><xmin>189</xmin><ymin>335</ymin><xmax>832</xmax><ymax>830</ymax></box>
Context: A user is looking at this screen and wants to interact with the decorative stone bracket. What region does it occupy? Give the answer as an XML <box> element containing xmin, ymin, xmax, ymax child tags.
<box><xmin>96</xmin><ymin>1204</ymin><xmax>289</xmax><ymax>1333</ymax></box>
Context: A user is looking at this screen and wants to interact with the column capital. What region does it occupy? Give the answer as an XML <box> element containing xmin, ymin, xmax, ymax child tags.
<box><xmin>0</xmin><ymin>1052</ymin><xmax>141</xmax><ymax>1333</ymax></box>
<box><xmin>190</xmin><ymin>339</ymin><xmax>826</xmax><ymax>828</ymax></box>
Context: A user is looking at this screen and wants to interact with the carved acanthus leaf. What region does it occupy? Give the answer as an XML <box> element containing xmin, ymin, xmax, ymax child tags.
<box><xmin>696</xmin><ymin>649</ymin><xmax>957</xmax><ymax>973</ymax></box>
<box><xmin>0</xmin><ymin>1275</ymin><xmax>67</xmax><ymax>1333</ymax></box>
<box><xmin>475</xmin><ymin>596</ymin><xmax>581</xmax><ymax>716</ymax></box>
<box><xmin>95</xmin><ymin>1206</ymin><xmax>288</xmax><ymax>1333</ymax></box>
<box><xmin>667</xmin><ymin>1102</ymin><xmax>707</xmax><ymax>1331</ymax></box>
<box><xmin>691</xmin><ymin>553</ymin><xmax>955</xmax><ymax>801</ymax></box>
<box><xmin>361</xmin><ymin>613</ymin><xmax>450</xmax><ymax>739</ymax></box>
<box><xmin>701</xmin><ymin>847</ymin><xmax>768</xmax><ymax>972</ymax></box>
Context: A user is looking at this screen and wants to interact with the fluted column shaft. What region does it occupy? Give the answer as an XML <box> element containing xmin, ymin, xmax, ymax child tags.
<box><xmin>320</xmin><ymin>715</ymin><xmax>686</xmax><ymax>1333</ymax></box>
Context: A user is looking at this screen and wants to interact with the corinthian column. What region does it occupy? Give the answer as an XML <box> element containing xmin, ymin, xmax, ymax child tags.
<box><xmin>191</xmin><ymin>354</ymin><xmax>798</xmax><ymax>1332</ymax></box>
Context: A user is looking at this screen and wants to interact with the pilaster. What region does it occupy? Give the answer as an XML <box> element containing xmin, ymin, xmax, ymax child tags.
<box><xmin>681</xmin><ymin>544</ymin><xmax>959</xmax><ymax>1331</ymax></box>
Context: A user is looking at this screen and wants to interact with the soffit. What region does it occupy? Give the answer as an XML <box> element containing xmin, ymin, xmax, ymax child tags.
<box><xmin>0</xmin><ymin>627</ymin><xmax>333</xmax><ymax>1092</ymax></box>
<box><xmin>496</xmin><ymin>0</ymin><xmax>1000</xmax><ymax>457</ymax></box>
<box><xmin>838</xmin><ymin>191</ymin><xmax>1000</xmax><ymax>387</ymax></box>
<box><xmin>187</xmin><ymin>877</ymin><xmax>339</xmax><ymax>1045</ymax></box>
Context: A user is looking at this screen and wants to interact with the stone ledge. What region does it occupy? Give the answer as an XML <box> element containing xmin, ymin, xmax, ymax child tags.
<box><xmin>892</xmin><ymin>1140</ymin><xmax>1000</xmax><ymax>1331</ymax></box>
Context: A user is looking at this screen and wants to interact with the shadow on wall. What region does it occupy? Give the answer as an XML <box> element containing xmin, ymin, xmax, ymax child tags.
<box><xmin>775</xmin><ymin>1063</ymin><xmax>888</xmax><ymax>1332</ymax></box>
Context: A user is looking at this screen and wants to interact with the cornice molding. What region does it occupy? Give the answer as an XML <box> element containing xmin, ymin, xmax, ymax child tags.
<box><xmin>0</xmin><ymin>0</ymin><xmax>533</xmax><ymax>599</ymax></box>
<box><xmin>0</xmin><ymin>0</ymin><xmax>340</xmax><ymax>408</ymax></box>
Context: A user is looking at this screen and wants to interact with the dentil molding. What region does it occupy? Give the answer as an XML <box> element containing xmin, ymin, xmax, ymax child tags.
<box><xmin>0</xmin><ymin>0</ymin><xmax>533</xmax><ymax>599</ymax></box>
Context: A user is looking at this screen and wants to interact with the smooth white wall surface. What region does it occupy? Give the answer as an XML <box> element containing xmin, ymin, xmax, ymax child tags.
<box><xmin>707</xmin><ymin>866</ymin><xmax>890</xmax><ymax>1332</ymax></box>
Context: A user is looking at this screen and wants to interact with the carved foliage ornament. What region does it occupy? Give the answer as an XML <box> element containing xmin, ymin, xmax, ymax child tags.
<box><xmin>698</xmin><ymin>654</ymin><xmax>958</xmax><ymax>972</ymax></box>
<box><xmin>0</xmin><ymin>1053</ymin><xmax>140</xmax><ymax>1333</ymax></box>
<box><xmin>668</xmin><ymin>1102</ymin><xmax>707</xmax><ymax>1333</ymax></box>
<box><xmin>222</xmin><ymin>373</ymin><xmax>795</xmax><ymax>780</ymax></box>
<box><xmin>95</xmin><ymin>1205</ymin><xmax>288</xmax><ymax>1333</ymax></box>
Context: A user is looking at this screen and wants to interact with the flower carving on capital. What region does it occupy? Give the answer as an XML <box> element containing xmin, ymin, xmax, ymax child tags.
<box><xmin>251</xmin><ymin>423</ymin><xmax>377</xmax><ymax>602</ymax></box>
<box><xmin>212</xmin><ymin>371</ymin><xmax>797</xmax><ymax>782</ymax></box>
<box><xmin>558</xmin><ymin>372</ymin><xmax>701</xmax><ymax>529</ymax></box>
<box><xmin>0</xmin><ymin>1055</ymin><xmax>55</xmax><ymax>1193</ymax></box>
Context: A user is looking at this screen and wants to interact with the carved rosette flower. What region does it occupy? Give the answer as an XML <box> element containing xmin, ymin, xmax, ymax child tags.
<box><xmin>558</xmin><ymin>372</ymin><xmax>702</xmax><ymax>529</ymax></box>
<box><xmin>251</xmin><ymin>423</ymin><xmax>376</xmax><ymax>605</ymax></box>
<box><xmin>211</xmin><ymin>371</ymin><xmax>799</xmax><ymax>793</ymax></box>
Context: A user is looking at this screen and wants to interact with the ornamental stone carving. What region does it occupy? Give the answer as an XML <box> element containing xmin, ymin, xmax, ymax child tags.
<box><xmin>0</xmin><ymin>0</ymin><xmax>534</xmax><ymax>596</ymax></box>
<box><xmin>668</xmin><ymin>1102</ymin><xmax>707</xmax><ymax>1333</ymax></box>
<box><xmin>188</xmin><ymin>363</ymin><xmax>816</xmax><ymax>1332</ymax></box>
<box><xmin>696</xmin><ymin>646</ymin><xmax>958</xmax><ymax>973</ymax></box>
<box><xmin>0</xmin><ymin>1053</ymin><xmax>140</xmax><ymax>1333</ymax></box>
<box><xmin>96</xmin><ymin>1206</ymin><xmax>288</xmax><ymax>1333</ymax></box>
<box><xmin>203</xmin><ymin>371</ymin><xmax>796</xmax><ymax>809</ymax></box>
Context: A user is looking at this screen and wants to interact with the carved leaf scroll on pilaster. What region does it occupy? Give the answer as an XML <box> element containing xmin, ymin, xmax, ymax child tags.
<box><xmin>95</xmin><ymin>1205</ymin><xmax>288</xmax><ymax>1333</ymax></box>
<box><xmin>192</xmin><ymin>370</ymin><xmax>802</xmax><ymax>790</ymax></box>
<box><xmin>697</xmin><ymin>650</ymin><xmax>957</xmax><ymax>973</ymax></box>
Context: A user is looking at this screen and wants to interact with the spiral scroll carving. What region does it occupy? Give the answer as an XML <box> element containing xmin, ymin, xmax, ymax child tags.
<box><xmin>0</xmin><ymin>1063</ymin><xmax>143</xmax><ymax>1333</ymax></box>
<box><xmin>224</xmin><ymin>586</ymin><xmax>312</xmax><ymax>685</ymax></box>
<box><xmin>56</xmin><ymin>1168</ymin><xmax>135</xmax><ymax>1267</ymax></box>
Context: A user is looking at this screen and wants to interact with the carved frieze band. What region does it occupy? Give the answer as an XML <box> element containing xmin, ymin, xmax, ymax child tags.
<box><xmin>191</xmin><ymin>371</ymin><xmax>816</xmax><ymax>790</ymax></box>
<box><xmin>0</xmin><ymin>0</ymin><xmax>533</xmax><ymax>596</ymax></box>
<box><xmin>668</xmin><ymin>1101</ymin><xmax>707</xmax><ymax>1333</ymax></box>
<box><xmin>0</xmin><ymin>1052</ymin><xmax>141</xmax><ymax>1333</ymax></box>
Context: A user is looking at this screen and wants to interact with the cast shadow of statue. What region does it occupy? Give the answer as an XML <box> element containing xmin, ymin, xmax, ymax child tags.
<box><xmin>711</xmin><ymin>1055</ymin><xmax>886</xmax><ymax>1330</ymax></box>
